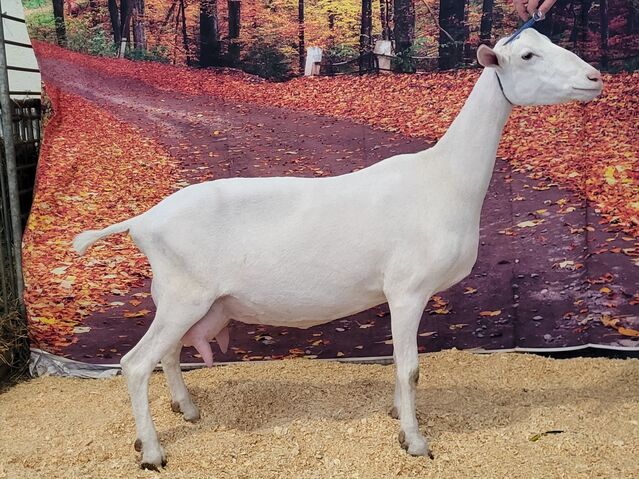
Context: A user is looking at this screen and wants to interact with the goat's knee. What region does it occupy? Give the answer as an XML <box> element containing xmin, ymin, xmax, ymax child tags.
<box><xmin>120</xmin><ymin>352</ymin><xmax>136</xmax><ymax>378</ymax></box>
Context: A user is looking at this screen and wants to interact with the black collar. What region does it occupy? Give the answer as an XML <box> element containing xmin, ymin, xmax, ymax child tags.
<box><xmin>495</xmin><ymin>72</ymin><xmax>514</xmax><ymax>106</ymax></box>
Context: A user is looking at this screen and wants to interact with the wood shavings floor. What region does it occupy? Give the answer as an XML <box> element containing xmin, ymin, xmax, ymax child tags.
<box><xmin>1</xmin><ymin>350</ymin><xmax>638</xmax><ymax>478</ymax></box>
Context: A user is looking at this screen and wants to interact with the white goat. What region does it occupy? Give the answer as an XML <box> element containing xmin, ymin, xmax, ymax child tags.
<box><xmin>73</xmin><ymin>29</ymin><xmax>602</xmax><ymax>469</ymax></box>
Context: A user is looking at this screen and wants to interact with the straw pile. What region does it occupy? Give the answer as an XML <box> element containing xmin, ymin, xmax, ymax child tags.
<box><xmin>0</xmin><ymin>307</ymin><xmax>28</xmax><ymax>384</ymax></box>
<box><xmin>1</xmin><ymin>350</ymin><xmax>638</xmax><ymax>478</ymax></box>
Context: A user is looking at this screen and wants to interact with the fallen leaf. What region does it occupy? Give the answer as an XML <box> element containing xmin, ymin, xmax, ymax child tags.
<box><xmin>517</xmin><ymin>220</ymin><xmax>544</xmax><ymax>228</ymax></box>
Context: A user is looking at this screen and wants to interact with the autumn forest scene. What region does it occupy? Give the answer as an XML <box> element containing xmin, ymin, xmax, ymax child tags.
<box><xmin>21</xmin><ymin>0</ymin><xmax>639</xmax><ymax>363</ymax></box>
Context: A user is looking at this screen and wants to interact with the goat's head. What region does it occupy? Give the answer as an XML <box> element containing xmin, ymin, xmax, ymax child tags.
<box><xmin>476</xmin><ymin>28</ymin><xmax>603</xmax><ymax>105</ymax></box>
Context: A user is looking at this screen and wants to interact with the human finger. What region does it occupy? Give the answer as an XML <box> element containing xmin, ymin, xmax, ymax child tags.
<box><xmin>513</xmin><ymin>0</ymin><xmax>529</xmax><ymax>20</ymax></box>
<box><xmin>527</xmin><ymin>0</ymin><xmax>540</xmax><ymax>16</ymax></box>
<box><xmin>538</xmin><ymin>0</ymin><xmax>558</xmax><ymax>15</ymax></box>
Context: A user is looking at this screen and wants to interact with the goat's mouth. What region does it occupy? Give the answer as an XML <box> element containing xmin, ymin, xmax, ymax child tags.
<box><xmin>571</xmin><ymin>85</ymin><xmax>603</xmax><ymax>101</ymax></box>
<box><xmin>572</xmin><ymin>86</ymin><xmax>602</xmax><ymax>92</ymax></box>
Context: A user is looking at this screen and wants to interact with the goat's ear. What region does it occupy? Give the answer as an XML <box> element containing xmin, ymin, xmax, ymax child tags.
<box><xmin>477</xmin><ymin>45</ymin><xmax>501</xmax><ymax>68</ymax></box>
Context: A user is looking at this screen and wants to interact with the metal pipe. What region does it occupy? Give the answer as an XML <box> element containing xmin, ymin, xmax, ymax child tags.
<box><xmin>0</xmin><ymin>2</ymin><xmax>25</xmax><ymax>308</ymax></box>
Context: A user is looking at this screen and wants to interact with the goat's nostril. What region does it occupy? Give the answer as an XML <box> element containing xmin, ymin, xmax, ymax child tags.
<box><xmin>587</xmin><ymin>70</ymin><xmax>602</xmax><ymax>82</ymax></box>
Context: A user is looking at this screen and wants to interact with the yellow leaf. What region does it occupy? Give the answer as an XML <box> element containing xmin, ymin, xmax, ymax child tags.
<box><xmin>449</xmin><ymin>324</ymin><xmax>467</xmax><ymax>330</ymax></box>
<box><xmin>557</xmin><ymin>260</ymin><xmax>575</xmax><ymax>269</ymax></box>
<box><xmin>604</xmin><ymin>165</ymin><xmax>616</xmax><ymax>185</ymax></box>
<box><xmin>618</xmin><ymin>327</ymin><xmax>639</xmax><ymax>338</ymax></box>
<box><xmin>517</xmin><ymin>220</ymin><xmax>544</xmax><ymax>228</ymax></box>
<box><xmin>37</xmin><ymin>317</ymin><xmax>57</xmax><ymax>325</ymax></box>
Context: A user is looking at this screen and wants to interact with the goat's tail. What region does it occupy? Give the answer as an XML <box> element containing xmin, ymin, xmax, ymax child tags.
<box><xmin>73</xmin><ymin>218</ymin><xmax>135</xmax><ymax>256</ymax></box>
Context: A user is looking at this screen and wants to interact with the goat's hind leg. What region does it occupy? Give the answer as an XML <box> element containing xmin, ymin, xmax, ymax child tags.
<box><xmin>121</xmin><ymin>296</ymin><xmax>212</xmax><ymax>470</ymax></box>
<box><xmin>162</xmin><ymin>343</ymin><xmax>200</xmax><ymax>422</ymax></box>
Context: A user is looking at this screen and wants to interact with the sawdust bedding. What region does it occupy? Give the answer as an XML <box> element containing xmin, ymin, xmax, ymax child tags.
<box><xmin>1</xmin><ymin>350</ymin><xmax>638</xmax><ymax>479</ymax></box>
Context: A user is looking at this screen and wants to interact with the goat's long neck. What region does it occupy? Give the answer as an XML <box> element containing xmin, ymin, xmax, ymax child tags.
<box><xmin>434</xmin><ymin>69</ymin><xmax>512</xmax><ymax>199</ymax></box>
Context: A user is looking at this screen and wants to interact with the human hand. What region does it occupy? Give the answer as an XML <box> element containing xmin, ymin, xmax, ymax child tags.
<box><xmin>512</xmin><ymin>0</ymin><xmax>557</xmax><ymax>21</ymax></box>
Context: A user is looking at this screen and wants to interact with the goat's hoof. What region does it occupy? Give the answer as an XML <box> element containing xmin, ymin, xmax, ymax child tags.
<box><xmin>398</xmin><ymin>430</ymin><xmax>408</xmax><ymax>450</ymax></box>
<box><xmin>140</xmin><ymin>459</ymin><xmax>167</xmax><ymax>471</ymax></box>
<box><xmin>398</xmin><ymin>430</ymin><xmax>432</xmax><ymax>458</ymax></box>
<box><xmin>389</xmin><ymin>406</ymin><xmax>399</xmax><ymax>419</ymax></box>
<box><xmin>141</xmin><ymin>462</ymin><xmax>160</xmax><ymax>471</ymax></box>
<box><xmin>134</xmin><ymin>439</ymin><xmax>142</xmax><ymax>452</ymax></box>
<box><xmin>171</xmin><ymin>400</ymin><xmax>200</xmax><ymax>422</ymax></box>
<box><xmin>408</xmin><ymin>441</ymin><xmax>432</xmax><ymax>458</ymax></box>
<box><xmin>183</xmin><ymin>407</ymin><xmax>200</xmax><ymax>423</ymax></box>
<box><xmin>139</xmin><ymin>445</ymin><xmax>167</xmax><ymax>470</ymax></box>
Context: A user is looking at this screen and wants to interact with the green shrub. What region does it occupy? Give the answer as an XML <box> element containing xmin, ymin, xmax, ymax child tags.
<box><xmin>25</xmin><ymin>9</ymin><xmax>56</xmax><ymax>43</ymax></box>
<box><xmin>324</xmin><ymin>43</ymin><xmax>358</xmax><ymax>63</ymax></box>
<box><xmin>393</xmin><ymin>47</ymin><xmax>416</xmax><ymax>73</ymax></box>
<box><xmin>22</xmin><ymin>0</ymin><xmax>47</xmax><ymax>9</ymax></box>
<box><xmin>392</xmin><ymin>37</ymin><xmax>430</xmax><ymax>73</ymax></box>
<box><xmin>86</xmin><ymin>26</ymin><xmax>117</xmax><ymax>56</ymax></box>
<box><xmin>242</xmin><ymin>35</ymin><xmax>294</xmax><ymax>81</ymax></box>
<box><xmin>66</xmin><ymin>19</ymin><xmax>116</xmax><ymax>56</ymax></box>
<box><xmin>624</xmin><ymin>57</ymin><xmax>639</xmax><ymax>72</ymax></box>
<box><xmin>0</xmin><ymin>305</ymin><xmax>29</xmax><ymax>386</ymax></box>
<box><xmin>125</xmin><ymin>45</ymin><xmax>170</xmax><ymax>63</ymax></box>
<box><xmin>604</xmin><ymin>56</ymin><xmax>639</xmax><ymax>73</ymax></box>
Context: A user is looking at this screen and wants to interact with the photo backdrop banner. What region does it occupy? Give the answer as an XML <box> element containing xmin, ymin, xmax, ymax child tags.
<box><xmin>22</xmin><ymin>0</ymin><xmax>639</xmax><ymax>366</ymax></box>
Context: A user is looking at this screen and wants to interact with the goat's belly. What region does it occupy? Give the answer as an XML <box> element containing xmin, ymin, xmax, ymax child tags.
<box><xmin>219</xmin><ymin>289</ymin><xmax>386</xmax><ymax>328</ymax></box>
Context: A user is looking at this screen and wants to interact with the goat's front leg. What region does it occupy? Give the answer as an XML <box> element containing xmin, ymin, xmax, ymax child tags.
<box><xmin>162</xmin><ymin>343</ymin><xmax>200</xmax><ymax>422</ymax></box>
<box><xmin>389</xmin><ymin>297</ymin><xmax>433</xmax><ymax>458</ymax></box>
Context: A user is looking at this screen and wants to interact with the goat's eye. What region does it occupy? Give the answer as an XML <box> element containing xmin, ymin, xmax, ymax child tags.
<box><xmin>522</xmin><ymin>52</ymin><xmax>534</xmax><ymax>60</ymax></box>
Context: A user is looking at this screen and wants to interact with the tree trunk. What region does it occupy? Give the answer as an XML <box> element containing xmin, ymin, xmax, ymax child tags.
<box><xmin>393</xmin><ymin>0</ymin><xmax>414</xmax><ymax>54</ymax></box>
<box><xmin>108</xmin><ymin>0</ymin><xmax>121</xmax><ymax>45</ymax></box>
<box><xmin>379</xmin><ymin>0</ymin><xmax>392</xmax><ymax>40</ymax></box>
<box><xmin>379</xmin><ymin>0</ymin><xmax>387</xmax><ymax>40</ymax></box>
<box><xmin>629</xmin><ymin>0</ymin><xmax>639</xmax><ymax>33</ymax></box>
<box><xmin>298</xmin><ymin>0</ymin><xmax>305</xmax><ymax>74</ymax></box>
<box><xmin>580</xmin><ymin>0</ymin><xmax>591</xmax><ymax>42</ymax></box>
<box><xmin>479</xmin><ymin>0</ymin><xmax>493</xmax><ymax>44</ymax></box>
<box><xmin>119</xmin><ymin>0</ymin><xmax>133</xmax><ymax>56</ymax></box>
<box><xmin>180</xmin><ymin>0</ymin><xmax>191</xmax><ymax>65</ymax></box>
<box><xmin>120</xmin><ymin>0</ymin><xmax>133</xmax><ymax>41</ymax></box>
<box><xmin>228</xmin><ymin>0</ymin><xmax>241</xmax><ymax>65</ymax></box>
<box><xmin>228</xmin><ymin>0</ymin><xmax>241</xmax><ymax>38</ymax></box>
<box><xmin>360</xmin><ymin>0</ymin><xmax>373</xmax><ymax>73</ymax></box>
<box><xmin>569</xmin><ymin>1</ymin><xmax>579</xmax><ymax>48</ymax></box>
<box><xmin>200</xmin><ymin>0</ymin><xmax>221</xmax><ymax>67</ymax></box>
<box><xmin>132</xmin><ymin>0</ymin><xmax>146</xmax><ymax>51</ymax></box>
<box><xmin>600</xmin><ymin>0</ymin><xmax>608</xmax><ymax>67</ymax></box>
<box><xmin>438</xmin><ymin>0</ymin><xmax>467</xmax><ymax>69</ymax></box>
<box><xmin>52</xmin><ymin>0</ymin><xmax>67</xmax><ymax>46</ymax></box>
